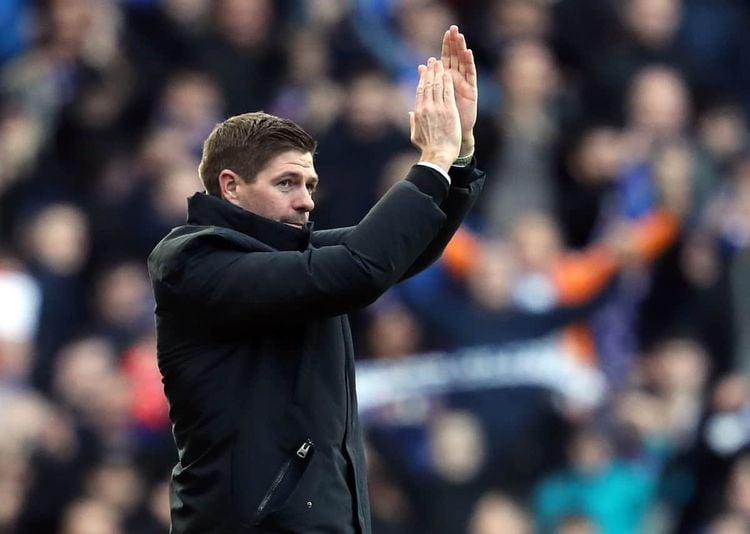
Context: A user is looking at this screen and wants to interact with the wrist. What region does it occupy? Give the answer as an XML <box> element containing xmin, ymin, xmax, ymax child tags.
<box><xmin>419</xmin><ymin>151</ymin><xmax>456</xmax><ymax>173</ymax></box>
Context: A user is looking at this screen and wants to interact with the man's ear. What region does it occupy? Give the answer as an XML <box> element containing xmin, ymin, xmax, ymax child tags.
<box><xmin>218</xmin><ymin>169</ymin><xmax>242</xmax><ymax>202</ymax></box>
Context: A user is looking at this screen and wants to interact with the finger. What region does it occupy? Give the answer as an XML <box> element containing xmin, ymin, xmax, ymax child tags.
<box><xmin>462</xmin><ymin>49</ymin><xmax>477</xmax><ymax>87</ymax></box>
<box><xmin>456</xmin><ymin>33</ymin><xmax>467</xmax><ymax>74</ymax></box>
<box><xmin>441</xmin><ymin>30</ymin><xmax>450</xmax><ymax>67</ymax></box>
<box><xmin>443</xmin><ymin>70</ymin><xmax>455</xmax><ymax>108</ymax></box>
<box><xmin>451</xmin><ymin>28</ymin><xmax>461</xmax><ymax>72</ymax></box>
<box><xmin>433</xmin><ymin>60</ymin><xmax>444</xmax><ymax>104</ymax></box>
<box><xmin>415</xmin><ymin>64</ymin><xmax>427</xmax><ymax>108</ymax></box>
<box><xmin>408</xmin><ymin>111</ymin><xmax>416</xmax><ymax>140</ymax></box>
<box><xmin>424</xmin><ymin>57</ymin><xmax>436</xmax><ymax>105</ymax></box>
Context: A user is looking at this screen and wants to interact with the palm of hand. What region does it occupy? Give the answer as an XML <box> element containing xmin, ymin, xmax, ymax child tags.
<box><xmin>450</xmin><ymin>69</ymin><xmax>477</xmax><ymax>133</ymax></box>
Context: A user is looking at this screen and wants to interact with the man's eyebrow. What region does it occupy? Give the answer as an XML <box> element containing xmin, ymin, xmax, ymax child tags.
<box><xmin>275</xmin><ymin>169</ymin><xmax>315</xmax><ymax>179</ymax></box>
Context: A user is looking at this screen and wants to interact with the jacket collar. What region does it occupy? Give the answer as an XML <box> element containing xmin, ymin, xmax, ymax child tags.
<box><xmin>186</xmin><ymin>192</ymin><xmax>312</xmax><ymax>252</ymax></box>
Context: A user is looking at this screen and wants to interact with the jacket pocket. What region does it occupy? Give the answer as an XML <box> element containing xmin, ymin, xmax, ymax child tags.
<box><xmin>253</xmin><ymin>439</ymin><xmax>315</xmax><ymax>525</ymax></box>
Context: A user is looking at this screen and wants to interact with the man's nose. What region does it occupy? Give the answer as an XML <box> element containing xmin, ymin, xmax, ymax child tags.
<box><xmin>296</xmin><ymin>189</ymin><xmax>315</xmax><ymax>212</ymax></box>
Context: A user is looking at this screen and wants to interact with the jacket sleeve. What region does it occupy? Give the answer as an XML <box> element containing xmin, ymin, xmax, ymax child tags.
<box><xmin>310</xmin><ymin>161</ymin><xmax>485</xmax><ymax>279</ymax></box>
<box><xmin>400</xmin><ymin>160</ymin><xmax>485</xmax><ymax>280</ymax></box>
<box><xmin>310</xmin><ymin>227</ymin><xmax>355</xmax><ymax>247</ymax></box>
<box><xmin>152</xmin><ymin>166</ymin><xmax>450</xmax><ymax>324</ymax></box>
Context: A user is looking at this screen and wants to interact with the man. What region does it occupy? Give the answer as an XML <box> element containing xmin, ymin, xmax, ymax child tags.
<box><xmin>148</xmin><ymin>26</ymin><xmax>484</xmax><ymax>533</ymax></box>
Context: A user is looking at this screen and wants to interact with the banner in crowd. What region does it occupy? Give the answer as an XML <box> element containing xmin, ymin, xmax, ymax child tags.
<box><xmin>356</xmin><ymin>334</ymin><xmax>606</xmax><ymax>413</ymax></box>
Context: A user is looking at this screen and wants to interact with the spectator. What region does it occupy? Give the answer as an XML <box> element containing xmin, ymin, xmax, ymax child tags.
<box><xmin>481</xmin><ymin>39</ymin><xmax>560</xmax><ymax>236</ymax></box>
<box><xmin>555</xmin><ymin>513</ymin><xmax>599</xmax><ymax>534</ymax></box>
<box><xmin>195</xmin><ymin>0</ymin><xmax>283</xmax><ymax>116</ymax></box>
<box><xmin>20</xmin><ymin>203</ymin><xmax>90</xmax><ymax>391</ymax></box>
<box><xmin>534</xmin><ymin>426</ymin><xmax>655</xmax><ymax>534</ymax></box>
<box><xmin>313</xmin><ymin>68</ymin><xmax>412</xmax><ymax>228</ymax></box>
<box><xmin>468</xmin><ymin>491</ymin><xmax>532</xmax><ymax>534</ymax></box>
<box><xmin>59</xmin><ymin>498</ymin><xmax>124</xmax><ymax>534</ymax></box>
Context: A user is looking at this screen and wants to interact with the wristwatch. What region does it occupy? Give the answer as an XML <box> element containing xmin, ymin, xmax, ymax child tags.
<box><xmin>452</xmin><ymin>152</ymin><xmax>474</xmax><ymax>167</ymax></box>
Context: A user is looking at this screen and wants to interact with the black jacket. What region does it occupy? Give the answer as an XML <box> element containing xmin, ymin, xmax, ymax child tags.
<box><xmin>148</xmin><ymin>162</ymin><xmax>485</xmax><ymax>533</ymax></box>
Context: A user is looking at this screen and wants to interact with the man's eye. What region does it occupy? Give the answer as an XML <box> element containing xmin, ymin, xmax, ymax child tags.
<box><xmin>306</xmin><ymin>185</ymin><xmax>316</xmax><ymax>194</ymax></box>
<box><xmin>277</xmin><ymin>180</ymin><xmax>292</xmax><ymax>188</ymax></box>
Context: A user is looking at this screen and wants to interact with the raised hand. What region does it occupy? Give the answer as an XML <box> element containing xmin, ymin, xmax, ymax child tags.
<box><xmin>440</xmin><ymin>25</ymin><xmax>477</xmax><ymax>158</ymax></box>
<box><xmin>409</xmin><ymin>58</ymin><xmax>462</xmax><ymax>172</ymax></box>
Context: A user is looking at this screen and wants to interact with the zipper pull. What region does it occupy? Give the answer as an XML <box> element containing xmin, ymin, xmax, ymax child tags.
<box><xmin>296</xmin><ymin>439</ymin><xmax>313</xmax><ymax>459</ymax></box>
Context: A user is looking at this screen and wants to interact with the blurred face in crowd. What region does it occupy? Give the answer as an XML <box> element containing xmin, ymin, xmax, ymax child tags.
<box><xmin>429</xmin><ymin>410</ymin><xmax>486</xmax><ymax>483</ymax></box>
<box><xmin>511</xmin><ymin>212</ymin><xmax>562</xmax><ymax>273</ymax></box>
<box><xmin>467</xmin><ymin>239</ymin><xmax>517</xmax><ymax>311</ymax></box>
<box><xmin>652</xmin><ymin>141</ymin><xmax>695</xmax><ymax>216</ymax></box>
<box><xmin>60</xmin><ymin>499</ymin><xmax>122</xmax><ymax>534</ymax></box>
<box><xmin>215</xmin><ymin>0</ymin><xmax>272</xmax><ymax>49</ymax></box>
<box><xmin>708</xmin><ymin>513</ymin><xmax>750</xmax><ymax>534</ymax></box>
<box><xmin>139</xmin><ymin>129</ymin><xmax>191</xmax><ymax>178</ymax></box>
<box><xmin>492</xmin><ymin>0</ymin><xmax>551</xmax><ymax>41</ymax></box>
<box><xmin>85</xmin><ymin>463</ymin><xmax>143</xmax><ymax>515</ymax></box>
<box><xmin>161</xmin><ymin>72</ymin><xmax>223</xmax><ymax>133</ymax></box>
<box><xmin>311</xmin><ymin>0</ymin><xmax>350</xmax><ymax>27</ymax></box>
<box><xmin>54</xmin><ymin>338</ymin><xmax>117</xmax><ymax>410</ymax></box>
<box><xmin>557</xmin><ymin>515</ymin><xmax>598</xmax><ymax>534</ymax></box>
<box><xmin>569</xmin><ymin>429</ymin><xmax>611</xmax><ymax>475</ymax></box>
<box><xmin>727</xmin><ymin>456</ymin><xmax>750</xmax><ymax>515</ymax></box>
<box><xmin>287</xmin><ymin>30</ymin><xmax>330</xmax><ymax>85</ymax></box>
<box><xmin>468</xmin><ymin>492</ymin><xmax>531</xmax><ymax>534</ymax></box>
<box><xmin>399</xmin><ymin>0</ymin><xmax>453</xmax><ymax>56</ymax></box>
<box><xmin>0</xmin><ymin>111</ymin><xmax>43</xmax><ymax>189</ymax></box>
<box><xmin>0</xmin><ymin>390</ymin><xmax>51</xmax><ymax>458</ymax></box>
<box><xmin>628</xmin><ymin>67</ymin><xmax>690</xmax><ymax>139</ymax></box>
<box><xmin>712</xmin><ymin>374</ymin><xmax>749</xmax><ymax>413</ymax></box>
<box><xmin>345</xmin><ymin>72</ymin><xmax>394</xmax><ymax>134</ymax></box>
<box><xmin>164</xmin><ymin>0</ymin><xmax>210</xmax><ymax>25</ymax></box>
<box><xmin>220</xmin><ymin>150</ymin><xmax>317</xmax><ymax>228</ymax></box>
<box><xmin>24</xmin><ymin>204</ymin><xmax>89</xmax><ymax>275</ymax></box>
<box><xmin>625</xmin><ymin>0</ymin><xmax>681</xmax><ymax>48</ymax></box>
<box><xmin>698</xmin><ymin>105</ymin><xmax>748</xmax><ymax>161</ymax></box>
<box><xmin>367</xmin><ymin>306</ymin><xmax>422</xmax><ymax>358</ymax></box>
<box><xmin>48</xmin><ymin>0</ymin><xmax>94</xmax><ymax>53</ymax></box>
<box><xmin>500</xmin><ymin>40</ymin><xmax>558</xmax><ymax>109</ymax></box>
<box><xmin>95</xmin><ymin>262</ymin><xmax>152</xmax><ymax>329</ymax></box>
<box><xmin>569</xmin><ymin>127</ymin><xmax>623</xmax><ymax>185</ymax></box>
<box><xmin>647</xmin><ymin>338</ymin><xmax>708</xmax><ymax>396</ymax></box>
<box><xmin>615</xmin><ymin>389</ymin><xmax>668</xmax><ymax>437</ymax></box>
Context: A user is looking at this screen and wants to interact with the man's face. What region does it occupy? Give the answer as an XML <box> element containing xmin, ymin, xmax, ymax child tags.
<box><xmin>225</xmin><ymin>150</ymin><xmax>318</xmax><ymax>228</ymax></box>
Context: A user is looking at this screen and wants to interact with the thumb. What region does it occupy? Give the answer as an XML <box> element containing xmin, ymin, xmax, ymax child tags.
<box><xmin>409</xmin><ymin>111</ymin><xmax>416</xmax><ymax>138</ymax></box>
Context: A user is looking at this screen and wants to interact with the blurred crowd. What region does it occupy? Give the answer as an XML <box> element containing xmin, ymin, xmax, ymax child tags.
<box><xmin>1</xmin><ymin>0</ymin><xmax>750</xmax><ymax>532</ymax></box>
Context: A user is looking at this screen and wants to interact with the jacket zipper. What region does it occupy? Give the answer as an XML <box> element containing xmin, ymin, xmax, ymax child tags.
<box><xmin>296</xmin><ymin>439</ymin><xmax>312</xmax><ymax>459</ymax></box>
<box><xmin>255</xmin><ymin>439</ymin><xmax>314</xmax><ymax>521</ymax></box>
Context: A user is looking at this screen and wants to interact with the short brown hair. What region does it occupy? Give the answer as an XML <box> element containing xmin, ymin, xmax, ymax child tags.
<box><xmin>198</xmin><ymin>112</ymin><xmax>317</xmax><ymax>196</ymax></box>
